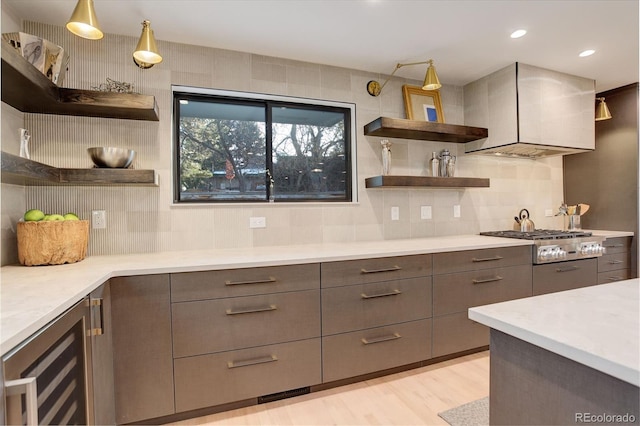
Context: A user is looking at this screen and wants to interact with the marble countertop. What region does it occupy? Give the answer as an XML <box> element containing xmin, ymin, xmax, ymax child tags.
<box><xmin>469</xmin><ymin>279</ymin><xmax>640</xmax><ymax>386</ymax></box>
<box><xmin>1</xmin><ymin>230</ymin><xmax>631</xmax><ymax>356</ymax></box>
<box><xmin>1</xmin><ymin>234</ymin><xmax>532</xmax><ymax>355</ymax></box>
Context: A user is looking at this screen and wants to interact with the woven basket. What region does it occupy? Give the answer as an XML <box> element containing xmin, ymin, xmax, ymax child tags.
<box><xmin>17</xmin><ymin>220</ymin><xmax>89</xmax><ymax>266</ymax></box>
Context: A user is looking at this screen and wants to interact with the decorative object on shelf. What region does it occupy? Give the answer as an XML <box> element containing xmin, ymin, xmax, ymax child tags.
<box><xmin>19</xmin><ymin>128</ymin><xmax>30</xmax><ymax>160</ymax></box>
<box><xmin>366</xmin><ymin>59</ymin><xmax>442</xmax><ymax>97</ymax></box>
<box><xmin>2</xmin><ymin>32</ymin><xmax>69</xmax><ymax>85</ymax></box>
<box><xmin>595</xmin><ymin>97</ymin><xmax>612</xmax><ymax>121</ymax></box>
<box><xmin>133</xmin><ymin>20</ymin><xmax>162</xmax><ymax>69</ymax></box>
<box><xmin>91</xmin><ymin>77</ymin><xmax>136</xmax><ymax>93</ymax></box>
<box><xmin>381</xmin><ymin>139</ymin><xmax>392</xmax><ymax>175</ymax></box>
<box><xmin>87</xmin><ymin>147</ymin><xmax>136</xmax><ymax>168</ymax></box>
<box><xmin>429</xmin><ymin>152</ymin><xmax>439</xmax><ymax>177</ymax></box>
<box><xmin>403</xmin><ymin>85</ymin><xmax>445</xmax><ymax>123</ymax></box>
<box><xmin>438</xmin><ymin>149</ymin><xmax>451</xmax><ymax>177</ymax></box>
<box><xmin>66</xmin><ymin>0</ymin><xmax>103</xmax><ymax>40</ymax></box>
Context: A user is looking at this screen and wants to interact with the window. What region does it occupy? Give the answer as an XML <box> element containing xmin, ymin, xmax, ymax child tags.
<box><xmin>173</xmin><ymin>87</ymin><xmax>356</xmax><ymax>203</ymax></box>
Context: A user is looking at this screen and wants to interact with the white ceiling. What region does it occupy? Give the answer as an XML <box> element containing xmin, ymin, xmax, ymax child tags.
<box><xmin>3</xmin><ymin>0</ymin><xmax>639</xmax><ymax>93</ymax></box>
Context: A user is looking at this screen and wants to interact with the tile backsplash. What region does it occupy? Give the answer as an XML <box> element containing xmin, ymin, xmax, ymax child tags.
<box><xmin>0</xmin><ymin>21</ymin><xmax>564</xmax><ymax>264</ymax></box>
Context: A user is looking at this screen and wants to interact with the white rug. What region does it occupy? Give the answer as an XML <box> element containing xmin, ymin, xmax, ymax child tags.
<box><xmin>438</xmin><ymin>397</ymin><xmax>489</xmax><ymax>426</ymax></box>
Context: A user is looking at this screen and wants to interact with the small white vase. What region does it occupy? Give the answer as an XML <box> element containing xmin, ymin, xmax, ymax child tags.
<box><xmin>381</xmin><ymin>140</ymin><xmax>392</xmax><ymax>175</ymax></box>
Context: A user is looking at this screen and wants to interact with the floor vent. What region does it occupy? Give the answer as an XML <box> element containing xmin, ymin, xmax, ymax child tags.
<box><xmin>258</xmin><ymin>386</ymin><xmax>310</xmax><ymax>404</ymax></box>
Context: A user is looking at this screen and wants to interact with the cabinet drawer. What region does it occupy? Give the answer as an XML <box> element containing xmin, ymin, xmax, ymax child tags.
<box><xmin>174</xmin><ymin>338</ymin><xmax>321</xmax><ymax>412</ymax></box>
<box><xmin>322</xmin><ymin>319</ymin><xmax>431</xmax><ymax>383</ymax></box>
<box><xmin>433</xmin><ymin>264</ymin><xmax>532</xmax><ymax>316</ymax></box>
<box><xmin>171</xmin><ymin>264</ymin><xmax>320</xmax><ymax>302</ymax></box>
<box><xmin>432</xmin><ymin>312</ymin><xmax>489</xmax><ymax>358</ymax></box>
<box><xmin>322</xmin><ymin>277</ymin><xmax>431</xmax><ymax>335</ymax></box>
<box><xmin>172</xmin><ymin>290</ymin><xmax>320</xmax><ymax>358</ymax></box>
<box><xmin>321</xmin><ymin>255</ymin><xmax>431</xmax><ymax>288</ymax></box>
<box><xmin>602</xmin><ymin>237</ymin><xmax>632</xmax><ymax>255</ymax></box>
<box><xmin>598</xmin><ymin>252</ymin><xmax>631</xmax><ymax>273</ymax></box>
<box><xmin>532</xmin><ymin>258</ymin><xmax>598</xmax><ymax>296</ymax></box>
<box><xmin>598</xmin><ymin>269</ymin><xmax>632</xmax><ymax>284</ymax></box>
<box><xmin>433</xmin><ymin>245</ymin><xmax>532</xmax><ymax>275</ymax></box>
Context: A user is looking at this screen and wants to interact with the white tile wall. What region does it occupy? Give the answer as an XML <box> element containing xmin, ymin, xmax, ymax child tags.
<box><xmin>0</xmin><ymin>21</ymin><xmax>565</xmax><ymax>264</ymax></box>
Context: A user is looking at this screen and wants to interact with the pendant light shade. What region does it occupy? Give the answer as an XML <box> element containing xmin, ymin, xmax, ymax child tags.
<box><xmin>133</xmin><ymin>20</ymin><xmax>162</xmax><ymax>69</ymax></box>
<box><xmin>66</xmin><ymin>0</ymin><xmax>103</xmax><ymax>40</ymax></box>
<box><xmin>422</xmin><ymin>59</ymin><xmax>442</xmax><ymax>91</ymax></box>
<box><xmin>595</xmin><ymin>97</ymin><xmax>612</xmax><ymax>121</ymax></box>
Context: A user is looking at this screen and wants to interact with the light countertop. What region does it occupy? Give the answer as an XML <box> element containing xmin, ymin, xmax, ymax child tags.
<box><xmin>1</xmin><ymin>230</ymin><xmax>632</xmax><ymax>356</ymax></box>
<box><xmin>1</xmin><ymin>235</ymin><xmax>532</xmax><ymax>356</ymax></box>
<box><xmin>469</xmin><ymin>279</ymin><xmax>640</xmax><ymax>387</ymax></box>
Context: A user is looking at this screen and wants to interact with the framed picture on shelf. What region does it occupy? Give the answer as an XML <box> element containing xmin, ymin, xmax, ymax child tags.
<box><xmin>402</xmin><ymin>85</ymin><xmax>445</xmax><ymax>123</ymax></box>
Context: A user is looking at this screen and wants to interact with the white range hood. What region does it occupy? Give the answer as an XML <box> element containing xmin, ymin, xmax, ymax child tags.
<box><xmin>463</xmin><ymin>63</ymin><xmax>595</xmax><ymax>159</ymax></box>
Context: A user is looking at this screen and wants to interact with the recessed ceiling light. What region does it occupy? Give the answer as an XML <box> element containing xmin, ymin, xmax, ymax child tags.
<box><xmin>579</xmin><ymin>49</ymin><xmax>596</xmax><ymax>57</ymax></box>
<box><xmin>510</xmin><ymin>29</ymin><xmax>527</xmax><ymax>39</ymax></box>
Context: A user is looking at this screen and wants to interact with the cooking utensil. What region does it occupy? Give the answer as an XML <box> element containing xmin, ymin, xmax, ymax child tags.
<box><xmin>513</xmin><ymin>216</ymin><xmax>521</xmax><ymax>231</ymax></box>
<box><xmin>518</xmin><ymin>208</ymin><xmax>535</xmax><ymax>232</ymax></box>
<box><xmin>578</xmin><ymin>203</ymin><xmax>590</xmax><ymax>215</ymax></box>
<box><xmin>87</xmin><ymin>147</ymin><xmax>135</xmax><ymax>168</ymax></box>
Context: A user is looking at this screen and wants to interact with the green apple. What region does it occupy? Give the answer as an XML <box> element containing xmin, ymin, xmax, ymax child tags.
<box><xmin>23</xmin><ymin>209</ymin><xmax>45</xmax><ymax>222</ymax></box>
<box><xmin>64</xmin><ymin>213</ymin><xmax>79</xmax><ymax>221</ymax></box>
<box><xmin>43</xmin><ymin>214</ymin><xmax>65</xmax><ymax>221</ymax></box>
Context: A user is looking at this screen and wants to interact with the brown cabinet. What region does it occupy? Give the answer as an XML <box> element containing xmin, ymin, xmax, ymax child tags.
<box><xmin>322</xmin><ymin>319</ymin><xmax>431</xmax><ymax>383</ymax></box>
<box><xmin>174</xmin><ymin>338</ymin><xmax>321</xmax><ymax>412</ymax></box>
<box><xmin>533</xmin><ymin>258</ymin><xmax>598</xmax><ymax>296</ymax></box>
<box><xmin>321</xmin><ymin>255</ymin><xmax>432</xmax><ymax>382</ymax></box>
<box><xmin>110</xmin><ymin>275</ymin><xmax>175</xmax><ymax>424</ymax></box>
<box><xmin>170</xmin><ymin>264</ymin><xmax>322</xmax><ymax>412</ymax></box>
<box><xmin>598</xmin><ymin>237</ymin><xmax>633</xmax><ymax>284</ymax></box>
<box><xmin>432</xmin><ymin>246</ymin><xmax>532</xmax><ymax>357</ymax></box>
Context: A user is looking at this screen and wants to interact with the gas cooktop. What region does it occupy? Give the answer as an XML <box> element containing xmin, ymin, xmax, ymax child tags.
<box><xmin>480</xmin><ymin>229</ymin><xmax>592</xmax><ymax>240</ymax></box>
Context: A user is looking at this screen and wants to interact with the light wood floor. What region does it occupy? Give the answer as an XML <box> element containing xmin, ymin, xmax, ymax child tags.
<box><xmin>171</xmin><ymin>351</ymin><xmax>489</xmax><ymax>426</ymax></box>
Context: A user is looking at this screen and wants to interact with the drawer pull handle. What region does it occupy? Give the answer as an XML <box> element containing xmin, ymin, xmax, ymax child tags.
<box><xmin>607</xmin><ymin>276</ymin><xmax>624</xmax><ymax>281</ymax></box>
<box><xmin>472</xmin><ymin>276</ymin><xmax>503</xmax><ymax>284</ymax></box>
<box><xmin>226</xmin><ymin>305</ymin><xmax>277</xmax><ymax>315</ymax></box>
<box><xmin>227</xmin><ymin>355</ymin><xmax>278</xmax><ymax>369</ymax></box>
<box><xmin>361</xmin><ymin>289</ymin><xmax>402</xmax><ymax>299</ymax></box>
<box><xmin>608</xmin><ymin>260</ymin><xmax>624</xmax><ymax>264</ymax></box>
<box><xmin>361</xmin><ymin>333</ymin><xmax>402</xmax><ymax>345</ymax></box>
<box><xmin>225</xmin><ymin>277</ymin><xmax>277</xmax><ymax>286</ymax></box>
<box><xmin>472</xmin><ymin>256</ymin><xmax>503</xmax><ymax>262</ymax></box>
<box><xmin>556</xmin><ymin>266</ymin><xmax>579</xmax><ymax>273</ymax></box>
<box><xmin>360</xmin><ymin>266</ymin><xmax>402</xmax><ymax>274</ymax></box>
<box><xmin>604</xmin><ymin>244</ymin><xmax>624</xmax><ymax>248</ymax></box>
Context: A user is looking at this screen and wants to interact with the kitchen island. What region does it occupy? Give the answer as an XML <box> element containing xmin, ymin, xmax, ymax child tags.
<box><xmin>469</xmin><ymin>279</ymin><xmax>639</xmax><ymax>425</ymax></box>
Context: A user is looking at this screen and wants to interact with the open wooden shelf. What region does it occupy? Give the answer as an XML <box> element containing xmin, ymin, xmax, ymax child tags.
<box><xmin>365</xmin><ymin>175</ymin><xmax>490</xmax><ymax>189</ymax></box>
<box><xmin>1</xmin><ymin>41</ymin><xmax>159</xmax><ymax>121</ymax></box>
<box><xmin>1</xmin><ymin>152</ymin><xmax>158</xmax><ymax>186</ymax></box>
<box><xmin>364</xmin><ymin>117</ymin><xmax>488</xmax><ymax>143</ymax></box>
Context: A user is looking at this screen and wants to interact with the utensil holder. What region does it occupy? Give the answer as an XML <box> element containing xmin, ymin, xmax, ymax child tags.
<box><xmin>566</xmin><ymin>214</ymin><xmax>581</xmax><ymax>231</ymax></box>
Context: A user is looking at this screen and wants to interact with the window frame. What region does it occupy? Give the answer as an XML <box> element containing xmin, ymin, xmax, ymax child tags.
<box><xmin>172</xmin><ymin>86</ymin><xmax>357</xmax><ymax>204</ymax></box>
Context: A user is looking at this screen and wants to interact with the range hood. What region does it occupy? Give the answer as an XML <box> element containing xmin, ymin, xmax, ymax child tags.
<box><xmin>463</xmin><ymin>63</ymin><xmax>595</xmax><ymax>159</ymax></box>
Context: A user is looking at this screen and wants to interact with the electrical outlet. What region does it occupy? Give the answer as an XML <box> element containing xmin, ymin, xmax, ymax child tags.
<box><xmin>92</xmin><ymin>210</ymin><xmax>106</xmax><ymax>229</ymax></box>
<box><xmin>391</xmin><ymin>206</ymin><xmax>400</xmax><ymax>221</ymax></box>
<box><xmin>249</xmin><ymin>216</ymin><xmax>266</xmax><ymax>228</ymax></box>
<box><xmin>421</xmin><ymin>205</ymin><xmax>432</xmax><ymax>220</ymax></box>
<box><xmin>453</xmin><ymin>205</ymin><xmax>461</xmax><ymax>218</ymax></box>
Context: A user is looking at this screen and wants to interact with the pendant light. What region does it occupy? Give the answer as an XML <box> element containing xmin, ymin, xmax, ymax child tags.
<box><xmin>66</xmin><ymin>0</ymin><xmax>103</xmax><ymax>40</ymax></box>
<box><xmin>595</xmin><ymin>97</ymin><xmax>612</xmax><ymax>121</ymax></box>
<box><xmin>133</xmin><ymin>20</ymin><xmax>163</xmax><ymax>69</ymax></box>
<box><xmin>367</xmin><ymin>59</ymin><xmax>442</xmax><ymax>97</ymax></box>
